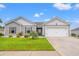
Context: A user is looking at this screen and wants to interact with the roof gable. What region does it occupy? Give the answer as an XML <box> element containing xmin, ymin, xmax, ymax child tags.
<box><xmin>45</xmin><ymin>16</ymin><xmax>69</xmax><ymax>26</ymax></box>
<box><xmin>6</xmin><ymin>21</ymin><xmax>20</xmax><ymax>27</ymax></box>
<box><xmin>5</xmin><ymin>16</ymin><xmax>69</xmax><ymax>26</ymax></box>
<box><xmin>6</xmin><ymin>17</ymin><xmax>34</xmax><ymax>25</ymax></box>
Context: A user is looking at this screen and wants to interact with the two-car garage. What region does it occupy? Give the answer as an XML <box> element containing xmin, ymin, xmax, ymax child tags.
<box><xmin>44</xmin><ymin>17</ymin><xmax>70</xmax><ymax>37</ymax></box>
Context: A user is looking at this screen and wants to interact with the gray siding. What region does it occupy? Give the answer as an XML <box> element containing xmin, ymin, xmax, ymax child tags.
<box><xmin>71</xmin><ymin>30</ymin><xmax>79</xmax><ymax>35</ymax></box>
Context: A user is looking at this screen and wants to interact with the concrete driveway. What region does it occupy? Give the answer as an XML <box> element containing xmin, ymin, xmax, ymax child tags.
<box><xmin>48</xmin><ymin>37</ymin><xmax>79</xmax><ymax>56</ymax></box>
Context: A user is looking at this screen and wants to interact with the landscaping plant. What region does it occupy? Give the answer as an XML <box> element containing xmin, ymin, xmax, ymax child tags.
<box><xmin>9</xmin><ymin>35</ymin><xmax>13</xmax><ymax>38</ymax></box>
<box><xmin>71</xmin><ymin>33</ymin><xmax>76</xmax><ymax>37</ymax></box>
<box><xmin>30</xmin><ymin>31</ymin><xmax>38</xmax><ymax>39</ymax></box>
<box><xmin>24</xmin><ymin>34</ymin><xmax>30</xmax><ymax>38</ymax></box>
<box><xmin>17</xmin><ymin>32</ymin><xmax>23</xmax><ymax>37</ymax></box>
<box><xmin>0</xmin><ymin>33</ymin><xmax>4</xmax><ymax>37</ymax></box>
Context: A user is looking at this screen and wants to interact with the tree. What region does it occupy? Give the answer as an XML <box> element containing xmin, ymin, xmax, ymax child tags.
<box><xmin>0</xmin><ymin>19</ymin><xmax>2</xmax><ymax>23</ymax></box>
<box><xmin>0</xmin><ymin>19</ymin><xmax>3</xmax><ymax>28</ymax></box>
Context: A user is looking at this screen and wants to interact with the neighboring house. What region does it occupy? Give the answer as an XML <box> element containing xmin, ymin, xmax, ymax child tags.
<box><xmin>71</xmin><ymin>27</ymin><xmax>79</xmax><ymax>36</ymax></box>
<box><xmin>4</xmin><ymin>16</ymin><xmax>70</xmax><ymax>37</ymax></box>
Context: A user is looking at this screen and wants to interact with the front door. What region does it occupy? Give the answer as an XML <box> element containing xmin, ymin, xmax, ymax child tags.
<box><xmin>36</xmin><ymin>27</ymin><xmax>42</xmax><ymax>36</ymax></box>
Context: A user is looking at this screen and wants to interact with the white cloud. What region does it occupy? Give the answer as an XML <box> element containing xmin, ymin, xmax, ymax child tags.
<box><xmin>40</xmin><ymin>12</ymin><xmax>44</xmax><ymax>15</ymax></box>
<box><xmin>33</xmin><ymin>12</ymin><xmax>44</xmax><ymax>17</ymax></box>
<box><xmin>74</xmin><ymin>4</ymin><xmax>79</xmax><ymax>9</ymax></box>
<box><xmin>72</xmin><ymin>20</ymin><xmax>79</xmax><ymax>23</ymax></box>
<box><xmin>0</xmin><ymin>4</ymin><xmax>6</xmax><ymax>9</ymax></box>
<box><xmin>53</xmin><ymin>3</ymin><xmax>72</xmax><ymax>10</ymax></box>
<box><xmin>66</xmin><ymin>19</ymin><xmax>79</xmax><ymax>24</ymax></box>
<box><xmin>34</xmin><ymin>13</ymin><xmax>40</xmax><ymax>17</ymax></box>
<box><xmin>44</xmin><ymin>19</ymin><xmax>50</xmax><ymax>21</ymax></box>
<box><xmin>65</xmin><ymin>20</ymin><xmax>70</xmax><ymax>22</ymax></box>
<box><xmin>6</xmin><ymin>18</ymin><xmax>11</xmax><ymax>20</ymax></box>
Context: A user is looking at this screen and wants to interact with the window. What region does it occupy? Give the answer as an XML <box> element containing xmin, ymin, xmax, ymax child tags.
<box><xmin>9</xmin><ymin>27</ymin><xmax>16</xmax><ymax>34</ymax></box>
<box><xmin>25</xmin><ymin>27</ymin><xmax>32</xmax><ymax>33</ymax></box>
<box><xmin>27</xmin><ymin>30</ymin><xmax>30</xmax><ymax>33</ymax></box>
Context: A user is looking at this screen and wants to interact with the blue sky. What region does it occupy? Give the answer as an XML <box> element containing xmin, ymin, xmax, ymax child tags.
<box><xmin>0</xmin><ymin>3</ymin><xmax>79</xmax><ymax>29</ymax></box>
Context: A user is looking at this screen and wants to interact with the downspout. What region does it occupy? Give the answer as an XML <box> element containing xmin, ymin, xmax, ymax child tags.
<box><xmin>44</xmin><ymin>24</ymin><xmax>45</xmax><ymax>37</ymax></box>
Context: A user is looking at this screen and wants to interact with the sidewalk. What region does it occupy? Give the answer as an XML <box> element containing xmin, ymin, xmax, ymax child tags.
<box><xmin>0</xmin><ymin>51</ymin><xmax>60</xmax><ymax>56</ymax></box>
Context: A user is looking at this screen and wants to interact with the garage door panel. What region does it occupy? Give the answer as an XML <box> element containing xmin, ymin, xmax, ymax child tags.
<box><xmin>45</xmin><ymin>27</ymin><xmax>68</xmax><ymax>37</ymax></box>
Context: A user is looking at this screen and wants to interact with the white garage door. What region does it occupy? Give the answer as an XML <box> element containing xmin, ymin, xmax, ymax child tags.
<box><xmin>45</xmin><ymin>27</ymin><xmax>68</xmax><ymax>37</ymax></box>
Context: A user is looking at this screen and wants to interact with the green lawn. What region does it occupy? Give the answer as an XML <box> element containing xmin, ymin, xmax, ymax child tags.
<box><xmin>0</xmin><ymin>37</ymin><xmax>55</xmax><ymax>51</ymax></box>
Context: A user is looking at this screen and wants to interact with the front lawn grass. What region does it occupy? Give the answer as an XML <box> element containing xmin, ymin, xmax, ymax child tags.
<box><xmin>0</xmin><ymin>37</ymin><xmax>55</xmax><ymax>51</ymax></box>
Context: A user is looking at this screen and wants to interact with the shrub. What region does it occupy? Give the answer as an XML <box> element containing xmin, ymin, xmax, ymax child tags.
<box><xmin>77</xmin><ymin>35</ymin><xmax>79</xmax><ymax>38</ymax></box>
<box><xmin>16</xmin><ymin>34</ymin><xmax>20</xmax><ymax>38</ymax></box>
<box><xmin>71</xmin><ymin>33</ymin><xmax>76</xmax><ymax>37</ymax></box>
<box><xmin>0</xmin><ymin>33</ymin><xmax>4</xmax><ymax>37</ymax></box>
<box><xmin>17</xmin><ymin>32</ymin><xmax>23</xmax><ymax>38</ymax></box>
<box><xmin>24</xmin><ymin>34</ymin><xmax>30</xmax><ymax>38</ymax></box>
<box><xmin>18</xmin><ymin>32</ymin><xmax>23</xmax><ymax>36</ymax></box>
<box><xmin>30</xmin><ymin>31</ymin><xmax>38</xmax><ymax>39</ymax></box>
<box><xmin>9</xmin><ymin>35</ymin><xmax>13</xmax><ymax>38</ymax></box>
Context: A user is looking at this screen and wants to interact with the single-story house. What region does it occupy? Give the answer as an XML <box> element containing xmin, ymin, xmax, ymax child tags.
<box><xmin>4</xmin><ymin>16</ymin><xmax>70</xmax><ymax>37</ymax></box>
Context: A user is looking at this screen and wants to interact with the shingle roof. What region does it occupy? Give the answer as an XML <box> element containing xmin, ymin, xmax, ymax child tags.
<box><xmin>5</xmin><ymin>16</ymin><xmax>34</xmax><ymax>25</ymax></box>
<box><xmin>45</xmin><ymin>16</ymin><xmax>69</xmax><ymax>25</ymax></box>
<box><xmin>5</xmin><ymin>16</ymin><xmax>69</xmax><ymax>26</ymax></box>
<box><xmin>34</xmin><ymin>22</ymin><xmax>45</xmax><ymax>25</ymax></box>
